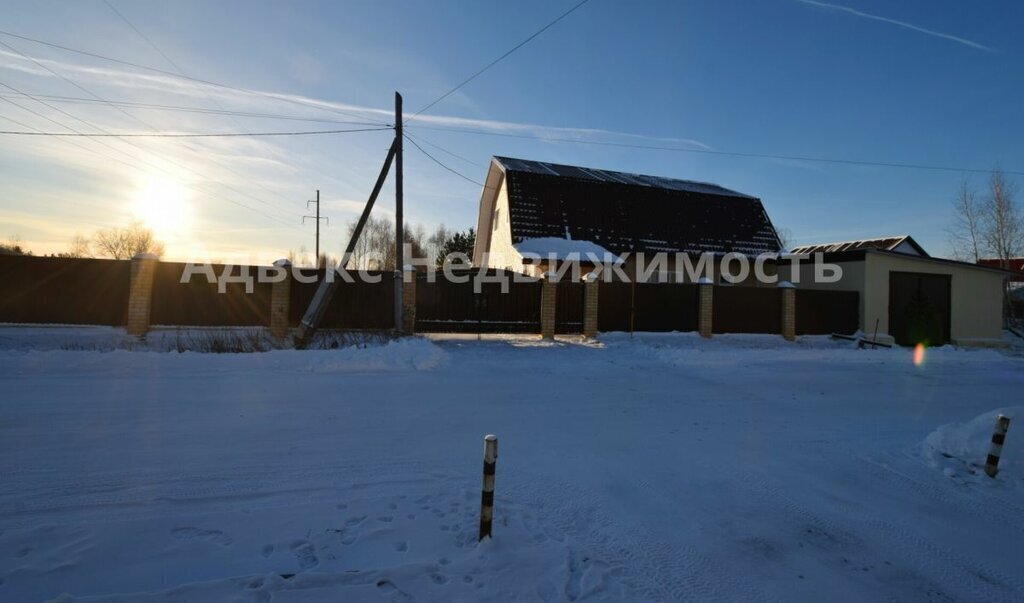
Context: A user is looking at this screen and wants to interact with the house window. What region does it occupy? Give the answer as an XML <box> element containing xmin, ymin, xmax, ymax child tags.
<box><xmin>493</xmin><ymin>209</ymin><xmax>501</xmax><ymax>231</ymax></box>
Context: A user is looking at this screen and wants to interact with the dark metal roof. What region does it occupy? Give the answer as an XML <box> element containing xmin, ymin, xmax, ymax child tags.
<box><xmin>790</xmin><ymin>235</ymin><xmax>928</xmax><ymax>257</ymax></box>
<box><xmin>492</xmin><ymin>157</ymin><xmax>781</xmax><ymax>256</ymax></box>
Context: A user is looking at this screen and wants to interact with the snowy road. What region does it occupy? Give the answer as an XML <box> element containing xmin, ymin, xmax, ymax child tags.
<box><xmin>1</xmin><ymin>332</ymin><xmax>1022</xmax><ymax>601</ymax></box>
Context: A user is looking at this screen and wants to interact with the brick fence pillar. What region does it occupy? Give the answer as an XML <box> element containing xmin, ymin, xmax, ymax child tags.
<box><xmin>401</xmin><ymin>265</ymin><xmax>417</xmax><ymax>334</ymax></box>
<box><xmin>540</xmin><ymin>273</ymin><xmax>557</xmax><ymax>340</ymax></box>
<box><xmin>780</xmin><ymin>281</ymin><xmax>796</xmax><ymax>341</ymax></box>
<box><xmin>698</xmin><ymin>277</ymin><xmax>713</xmax><ymax>338</ymax></box>
<box><xmin>583</xmin><ymin>273</ymin><xmax>599</xmax><ymax>338</ymax></box>
<box><xmin>126</xmin><ymin>252</ymin><xmax>158</xmax><ymax>336</ymax></box>
<box><xmin>269</xmin><ymin>259</ymin><xmax>292</xmax><ymax>340</ymax></box>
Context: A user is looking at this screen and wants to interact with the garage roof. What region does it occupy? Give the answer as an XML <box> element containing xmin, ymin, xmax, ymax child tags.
<box><xmin>791</xmin><ymin>235</ymin><xmax>928</xmax><ymax>257</ymax></box>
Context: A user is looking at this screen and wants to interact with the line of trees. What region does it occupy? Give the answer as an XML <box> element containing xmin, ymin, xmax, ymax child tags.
<box><xmin>58</xmin><ymin>221</ymin><xmax>166</xmax><ymax>260</ymax></box>
<box><xmin>949</xmin><ymin>169</ymin><xmax>1022</xmax><ymax>265</ymax></box>
<box><xmin>338</xmin><ymin>216</ymin><xmax>474</xmax><ymax>270</ymax></box>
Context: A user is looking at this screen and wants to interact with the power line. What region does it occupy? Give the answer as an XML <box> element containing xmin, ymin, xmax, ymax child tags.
<box><xmin>1</xmin><ymin>79</ymin><xmax>303</xmax><ymax>228</ymax></box>
<box><xmin>0</xmin><ymin>126</ymin><xmax>393</xmax><ymax>137</ymax></box>
<box><xmin>0</xmin><ymin>39</ymin><xmax>312</xmax><ymax>221</ymax></box>
<box><xmin>407</xmin><ymin>124</ymin><xmax>1024</xmax><ymax>177</ymax></box>
<box><xmin>410</xmin><ymin>0</ymin><xmax>592</xmax><ymax>119</ymax></box>
<box><xmin>0</xmin><ymin>92</ymin><xmax>383</xmax><ymax>125</ymax></box>
<box><xmin>102</xmin><ymin>0</ymin><xmax>256</xmax><ymax>136</ymax></box>
<box><xmin>404</xmin><ymin>129</ymin><xmax>484</xmax><ymax>167</ymax></box>
<box><xmin>403</xmin><ymin>132</ymin><xmax>484</xmax><ymax>187</ymax></box>
<box><xmin>0</xmin><ymin>29</ymin><xmax>389</xmax><ymax>125</ymax></box>
<box><xmin>0</xmin><ymin>92</ymin><xmax>303</xmax><ymax>229</ymax></box>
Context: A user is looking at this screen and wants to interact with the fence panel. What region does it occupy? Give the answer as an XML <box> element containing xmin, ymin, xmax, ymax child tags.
<box><xmin>289</xmin><ymin>269</ymin><xmax>394</xmax><ymax>329</ymax></box>
<box><xmin>597</xmin><ymin>282</ymin><xmax>632</xmax><ymax>332</ymax></box>
<box><xmin>597</xmin><ymin>282</ymin><xmax>699</xmax><ymax>333</ymax></box>
<box><xmin>150</xmin><ymin>262</ymin><xmax>272</xmax><ymax>326</ymax></box>
<box><xmin>633</xmin><ymin>283</ymin><xmax>699</xmax><ymax>332</ymax></box>
<box><xmin>555</xmin><ymin>281</ymin><xmax>584</xmax><ymax>334</ymax></box>
<box><xmin>795</xmin><ymin>289</ymin><xmax>859</xmax><ymax>335</ymax></box>
<box><xmin>416</xmin><ymin>271</ymin><xmax>541</xmax><ymax>333</ymax></box>
<box><xmin>712</xmin><ymin>286</ymin><xmax>781</xmax><ymax>334</ymax></box>
<box><xmin>0</xmin><ymin>255</ymin><xmax>130</xmax><ymax>325</ymax></box>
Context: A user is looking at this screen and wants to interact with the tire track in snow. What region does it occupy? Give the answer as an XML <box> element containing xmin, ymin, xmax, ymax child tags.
<box><xmin>736</xmin><ymin>467</ymin><xmax>1024</xmax><ymax>602</ymax></box>
<box><xmin>507</xmin><ymin>473</ymin><xmax>768</xmax><ymax>602</ymax></box>
<box><xmin>857</xmin><ymin>453</ymin><xmax>1024</xmax><ymax>533</ymax></box>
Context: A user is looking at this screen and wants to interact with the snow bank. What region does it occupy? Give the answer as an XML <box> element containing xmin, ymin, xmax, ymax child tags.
<box><xmin>514</xmin><ymin>237</ymin><xmax>623</xmax><ymax>263</ymax></box>
<box><xmin>306</xmin><ymin>338</ymin><xmax>446</xmax><ymax>372</ymax></box>
<box><xmin>923</xmin><ymin>406</ymin><xmax>1024</xmax><ymax>487</ymax></box>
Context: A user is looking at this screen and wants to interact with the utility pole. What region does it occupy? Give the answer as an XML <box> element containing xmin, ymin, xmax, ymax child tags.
<box><xmin>394</xmin><ymin>92</ymin><xmax>404</xmax><ymax>330</ymax></box>
<box><xmin>302</xmin><ymin>189</ymin><xmax>328</xmax><ymax>266</ymax></box>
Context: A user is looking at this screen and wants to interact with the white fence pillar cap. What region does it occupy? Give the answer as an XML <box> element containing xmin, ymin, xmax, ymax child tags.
<box><xmin>697</xmin><ymin>276</ymin><xmax>713</xmax><ymax>285</ymax></box>
<box><xmin>403</xmin><ymin>264</ymin><xmax>416</xmax><ymax>272</ymax></box>
<box><xmin>132</xmin><ymin>252</ymin><xmax>159</xmax><ymax>260</ymax></box>
<box><xmin>583</xmin><ymin>272</ymin><xmax>599</xmax><ymax>283</ymax></box>
<box><xmin>273</xmin><ymin>258</ymin><xmax>292</xmax><ymax>268</ymax></box>
<box><xmin>777</xmin><ymin>280</ymin><xmax>795</xmax><ymax>289</ymax></box>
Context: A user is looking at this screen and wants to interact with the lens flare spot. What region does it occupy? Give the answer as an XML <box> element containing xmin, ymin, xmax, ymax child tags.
<box><xmin>913</xmin><ymin>343</ymin><xmax>926</xmax><ymax>367</ymax></box>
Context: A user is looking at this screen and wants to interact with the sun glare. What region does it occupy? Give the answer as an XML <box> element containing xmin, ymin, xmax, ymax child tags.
<box><xmin>132</xmin><ymin>175</ymin><xmax>192</xmax><ymax>239</ymax></box>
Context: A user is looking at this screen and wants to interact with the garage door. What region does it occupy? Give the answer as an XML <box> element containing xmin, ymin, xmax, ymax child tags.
<box><xmin>888</xmin><ymin>272</ymin><xmax>951</xmax><ymax>346</ymax></box>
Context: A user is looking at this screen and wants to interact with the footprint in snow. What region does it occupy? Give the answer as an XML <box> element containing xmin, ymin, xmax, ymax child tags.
<box><xmin>170</xmin><ymin>527</ymin><xmax>232</xmax><ymax>547</ymax></box>
<box><xmin>289</xmin><ymin>541</ymin><xmax>319</xmax><ymax>569</ymax></box>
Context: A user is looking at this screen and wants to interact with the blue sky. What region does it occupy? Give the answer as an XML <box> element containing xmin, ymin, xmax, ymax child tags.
<box><xmin>1</xmin><ymin>0</ymin><xmax>1020</xmax><ymax>262</ymax></box>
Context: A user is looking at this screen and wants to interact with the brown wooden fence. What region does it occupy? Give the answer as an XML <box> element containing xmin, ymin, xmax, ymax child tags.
<box><xmin>0</xmin><ymin>255</ymin><xmax>129</xmax><ymax>325</ymax></box>
<box><xmin>1</xmin><ymin>255</ymin><xmax>861</xmax><ymax>337</ymax></box>
<box><xmin>713</xmin><ymin>286</ymin><xmax>781</xmax><ymax>334</ymax></box>
<box><xmin>555</xmin><ymin>281</ymin><xmax>584</xmax><ymax>334</ymax></box>
<box><xmin>415</xmin><ymin>271</ymin><xmax>541</xmax><ymax>333</ymax></box>
<box><xmin>289</xmin><ymin>269</ymin><xmax>394</xmax><ymax>329</ymax></box>
<box><xmin>795</xmin><ymin>289</ymin><xmax>859</xmax><ymax>335</ymax></box>
<box><xmin>151</xmin><ymin>262</ymin><xmax>272</xmax><ymax>326</ymax></box>
<box><xmin>598</xmin><ymin>282</ymin><xmax>699</xmax><ymax>332</ymax></box>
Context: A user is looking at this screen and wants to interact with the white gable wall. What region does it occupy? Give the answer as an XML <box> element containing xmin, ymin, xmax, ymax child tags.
<box><xmin>481</xmin><ymin>178</ymin><xmax>527</xmax><ymax>273</ymax></box>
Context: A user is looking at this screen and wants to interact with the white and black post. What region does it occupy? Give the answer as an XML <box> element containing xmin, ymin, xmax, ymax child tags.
<box><xmin>479</xmin><ymin>434</ymin><xmax>498</xmax><ymax>540</ymax></box>
<box><xmin>985</xmin><ymin>414</ymin><xmax>1011</xmax><ymax>478</ymax></box>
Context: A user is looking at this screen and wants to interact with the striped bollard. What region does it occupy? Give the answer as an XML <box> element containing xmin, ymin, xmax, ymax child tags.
<box><xmin>479</xmin><ymin>434</ymin><xmax>498</xmax><ymax>540</ymax></box>
<box><xmin>985</xmin><ymin>415</ymin><xmax>1011</xmax><ymax>478</ymax></box>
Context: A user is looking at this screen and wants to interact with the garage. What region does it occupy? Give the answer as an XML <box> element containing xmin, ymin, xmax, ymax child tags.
<box><xmin>781</xmin><ymin>236</ymin><xmax>1010</xmax><ymax>347</ymax></box>
<box><xmin>888</xmin><ymin>272</ymin><xmax>951</xmax><ymax>346</ymax></box>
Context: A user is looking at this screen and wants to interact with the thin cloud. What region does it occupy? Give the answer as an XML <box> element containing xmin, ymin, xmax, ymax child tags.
<box><xmin>0</xmin><ymin>49</ymin><xmax>710</xmax><ymax>150</ymax></box>
<box><xmin>795</xmin><ymin>0</ymin><xmax>995</xmax><ymax>52</ymax></box>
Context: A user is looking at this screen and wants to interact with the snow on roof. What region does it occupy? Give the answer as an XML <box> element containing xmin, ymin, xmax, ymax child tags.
<box><xmin>514</xmin><ymin>237</ymin><xmax>624</xmax><ymax>264</ymax></box>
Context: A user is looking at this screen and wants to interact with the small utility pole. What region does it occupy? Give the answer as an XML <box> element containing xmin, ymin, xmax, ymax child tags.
<box><xmin>394</xmin><ymin>92</ymin><xmax>404</xmax><ymax>330</ymax></box>
<box><xmin>302</xmin><ymin>189</ymin><xmax>328</xmax><ymax>266</ymax></box>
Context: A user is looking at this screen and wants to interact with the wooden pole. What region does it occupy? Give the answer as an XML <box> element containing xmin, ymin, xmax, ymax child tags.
<box><xmin>394</xmin><ymin>91</ymin><xmax>404</xmax><ymax>332</ymax></box>
<box><xmin>294</xmin><ymin>141</ymin><xmax>397</xmax><ymax>347</ymax></box>
<box><xmin>985</xmin><ymin>414</ymin><xmax>1011</xmax><ymax>478</ymax></box>
<box><xmin>479</xmin><ymin>434</ymin><xmax>498</xmax><ymax>540</ymax></box>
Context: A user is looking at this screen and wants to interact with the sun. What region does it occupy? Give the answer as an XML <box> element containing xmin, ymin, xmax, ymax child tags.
<box><xmin>132</xmin><ymin>174</ymin><xmax>192</xmax><ymax>238</ymax></box>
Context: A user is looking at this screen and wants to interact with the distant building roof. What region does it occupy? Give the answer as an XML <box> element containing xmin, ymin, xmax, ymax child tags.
<box><xmin>978</xmin><ymin>258</ymin><xmax>1024</xmax><ymax>282</ymax></box>
<box><xmin>790</xmin><ymin>235</ymin><xmax>927</xmax><ymax>257</ymax></box>
<box><xmin>489</xmin><ymin>156</ymin><xmax>781</xmax><ymax>256</ymax></box>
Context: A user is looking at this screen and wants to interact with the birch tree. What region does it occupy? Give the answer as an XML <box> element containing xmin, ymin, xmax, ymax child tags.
<box><xmin>948</xmin><ymin>179</ymin><xmax>983</xmax><ymax>262</ymax></box>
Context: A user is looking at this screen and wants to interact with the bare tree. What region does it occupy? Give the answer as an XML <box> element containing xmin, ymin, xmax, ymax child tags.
<box><xmin>63</xmin><ymin>234</ymin><xmax>92</xmax><ymax>258</ymax></box>
<box><xmin>982</xmin><ymin>170</ymin><xmax>1022</xmax><ymax>267</ymax></box>
<box><xmin>948</xmin><ymin>178</ymin><xmax>983</xmax><ymax>262</ymax></box>
<box><xmin>93</xmin><ymin>221</ymin><xmax>165</xmax><ymax>260</ymax></box>
<box><xmin>774</xmin><ymin>227</ymin><xmax>793</xmax><ymax>251</ymax></box>
<box><xmin>343</xmin><ymin>216</ymin><xmax>428</xmax><ymax>270</ymax></box>
<box><xmin>426</xmin><ymin>224</ymin><xmax>452</xmax><ymax>265</ymax></box>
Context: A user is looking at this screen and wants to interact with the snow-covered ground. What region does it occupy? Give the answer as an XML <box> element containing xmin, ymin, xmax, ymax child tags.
<box><xmin>1</xmin><ymin>329</ymin><xmax>1022</xmax><ymax>602</ymax></box>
